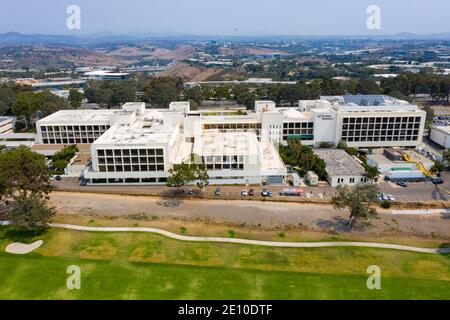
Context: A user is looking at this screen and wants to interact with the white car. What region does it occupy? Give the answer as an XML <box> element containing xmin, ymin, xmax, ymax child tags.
<box><xmin>241</xmin><ymin>189</ymin><xmax>248</xmax><ymax>196</ymax></box>
<box><xmin>387</xmin><ymin>195</ymin><xmax>396</xmax><ymax>202</ymax></box>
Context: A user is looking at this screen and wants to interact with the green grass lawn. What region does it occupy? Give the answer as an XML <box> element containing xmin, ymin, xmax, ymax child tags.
<box><xmin>0</xmin><ymin>227</ymin><xmax>449</xmax><ymax>300</ymax></box>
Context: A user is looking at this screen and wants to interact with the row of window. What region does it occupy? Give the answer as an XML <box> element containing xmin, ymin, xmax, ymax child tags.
<box><xmin>41</xmin><ymin>125</ymin><xmax>110</xmax><ymax>132</ymax></box>
<box><xmin>43</xmin><ymin>138</ymin><xmax>96</xmax><ymax>144</ymax></box>
<box><xmin>337</xmin><ymin>177</ymin><xmax>368</xmax><ymax>184</ymax></box>
<box><xmin>98</xmin><ymin>165</ymin><xmax>165</xmax><ymax>172</ymax></box>
<box><xmin>98</xmin><ymin>157</ymin><xmax>164</xmax><ymax>165</ymax></box>
<box><xmin>342</xmin><ymin>136</ymin><xmax>419</xmax><ymax>142</ymax></box>
<box><xmin>342</xmin><ymin>130</ymin><xmax>420</xmax><ymax>137</ymax></box>
<box><xmin>88</xmin><ymin>177</ymin><xmax>168</xmax><ymax>184</ymax></box>
<box><xmin>283</xmin><ymin>129</ymin><xmax>314</xmax><ymax>135</ymax></box>
<box><xmin>40</xmin><ymin>125</ymin><xmax>111</xmax><ymax>144</ymax></box>
<box><xmin>342</xmin><ymin>117</ymin><xmax>422</xmax><ymax>124</ymax></box>
<box><xmin>283</xmin><ymin>122</ymin><xmax>314</xmax><ymax>129</ymax></box>
<box><xmin>203</xmin><ymin>155</ymin><xmax>245</xmax><ymax>163</ymax></box>
<box><xmin>203</xmin><ymin>123</ymin><xmax>262</xmax><ymax>130</ymax></box>
<box><xmin>97</xmin><ymin>149</ymin><xmax>164</xmax><ymax>157</ymax></box>
<box><xmin>206</xmin><ymin>163</ymin><xmax>244</xmax><ymax>170</ymax></box>
<box><xmin>202</xmin><ymin>155</ymin><xmax>245</xmax><ymax>171</ymax></box>
<box><xmin>343</xmin><ymin>123</ymin><xmax>421</xmax><ymax>130</ymax></box>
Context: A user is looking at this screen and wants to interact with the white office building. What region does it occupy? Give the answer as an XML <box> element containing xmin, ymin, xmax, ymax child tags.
<box><xmin>34</xmin><ymin>95</ymin><xmax>426</xmax><ymax>185</ymax></box>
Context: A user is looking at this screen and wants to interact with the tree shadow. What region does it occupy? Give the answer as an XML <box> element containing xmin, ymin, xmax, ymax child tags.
<box><xmin>157</xmin><ymin>190</ymin><xmax>185</xmax><ymax>208</ymax></box>
<box><xmin>441</xmin><ymin>210</ymin><xmax>450</xmax><ymax>220</ymax></box>
<box><xmin>314</xmin><ymin>216</ymin><xmax>367</xmax><ymax>233</ymax></box>
<box><xmin>431</xmin><ymin>188</ymin><xmax>448</xmax><ymax>201</ymax></box>
<box><xmin>1</xmin><ymin>227</ymin><xmax>48</xmax><ymax>242</ymax></box>
<box><xmin>438</xmin><ymin>243</ymin><xmax>450</xmax><ymax>257</ymax></box>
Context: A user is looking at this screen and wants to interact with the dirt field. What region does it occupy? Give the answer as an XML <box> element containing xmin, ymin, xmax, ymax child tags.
<box><xmin>49</xmin><ymin>192</ymin><xmax>450</xmax><ymax>241</ymax></box>
<box><xmin>158</xmin><ymin>62</ymin><xmax>223</xmax><ymax>81</ymax></box>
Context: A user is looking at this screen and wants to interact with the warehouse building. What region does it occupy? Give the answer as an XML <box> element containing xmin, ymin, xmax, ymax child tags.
<box><xmin>314</xmin><ymin>149</ymin><xmax>367</xmax><ymax>187</ymax></box>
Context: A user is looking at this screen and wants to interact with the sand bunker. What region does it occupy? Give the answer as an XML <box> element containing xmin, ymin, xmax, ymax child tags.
<box><xmin>5</xmin><ymin>240</ymin><xmax>43</xmax><ymax>254</ymax></box>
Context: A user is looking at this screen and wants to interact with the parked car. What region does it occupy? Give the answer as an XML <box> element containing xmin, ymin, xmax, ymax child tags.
<box><xmin>248</xmin><ymin>189</ymin><xmax>255</xmax><ymax>196</ymax></box>
<box><xmin>387</xmin><ymin>194</ymin><xmax>396</xmax><ymax>202</ymax></box>
<box><xmin>55</xmin><ymin>175</ymin><xmax>62</xmax><ymax>181</ymax></box>
<box><xmin>261</xmin><ymin>189</ymin><xmax>269</xmax><ymax>197</ymax></box>
<box><xmin>432</xmin><ymin>177</ymin><xmax>444</xmax><ymax>185</ymax></box>
<box><xmin>261</xmin><ymin>179</ymin><xmax>267</xmax><ymax>186</ymax></box>
<box><xmin>396</xmin><ymin>181</ymin><xmax>408</xmax><ymax>187</ymax></box>
<box><xmin>187</xmin><ymin>189</ymin><xmax>195</xmax><ymax>195</ymax></box>
<box><xmin>241</xmin><ymin>189</ymin><xmax>248</xmax><ymax>196</ymax></box>
<box><xmin>214</xmin><ymin>188</ymin><xmax>222</xmax><ymax>196</ymax></box>
<box><xmin>267</xmin><ymin>190</ymin><xmax>273</xmax><ymax>197</ymax></box>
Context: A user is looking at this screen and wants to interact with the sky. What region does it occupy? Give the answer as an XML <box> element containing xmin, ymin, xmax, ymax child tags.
<box><xmin>1</xmin><ymin>0</ymin><xmax>449</xmax><ymax>36</ymax></box>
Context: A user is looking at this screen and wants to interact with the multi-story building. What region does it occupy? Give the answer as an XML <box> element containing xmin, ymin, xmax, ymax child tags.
<box><xmin>34</xmin><ymin>95</ymin><xmax>426</xmax><ymax>185</ymax></box>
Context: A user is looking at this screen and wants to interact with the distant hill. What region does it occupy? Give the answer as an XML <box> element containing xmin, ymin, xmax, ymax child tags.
<box><xmin>0</xmin><ymin>32</ymin><xmax>83</xmax><ymax>45</ymax></box>
<box><xmin>0</xmin><ymin>31</ymin><xmax>449</xmax><ymax>46</ymax></box>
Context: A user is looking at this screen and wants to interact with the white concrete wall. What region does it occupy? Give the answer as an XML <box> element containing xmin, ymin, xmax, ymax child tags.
<box><xmin>430</xmin><ymin>127</ymin><xmax>450</xmax><ymax>148</ymax></box>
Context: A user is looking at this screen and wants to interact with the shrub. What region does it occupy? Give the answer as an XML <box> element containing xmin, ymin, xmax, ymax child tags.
<box><xmin>380</xmin><ymin>200</ymin><xmax>392</xmax><ymax>209</ymax></box>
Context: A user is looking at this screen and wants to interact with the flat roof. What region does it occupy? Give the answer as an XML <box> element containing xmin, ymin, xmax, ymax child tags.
<box><xmin>432</xmin><ymin>125</ymin><xmax>450</xmax><ymax>134</ymax></box>
<box><xmin>37</xmin><ymin>109</ymin><xmax>116</xmax><ymax>125</ymax></box>
<box><xmin>93</xmin><ymin>120</ymin><xmax>176</xmax><ymax>146</ymax></box>
<box><xmin>31</xmin><ymin>144</ymin><xmax>91</xmax><ymax>152</ymax></box>
<box><xmin>314</xmin><ymin>149</ymin><xmax>366</xmax><ymax>177</ymax></box>
<box><xmin>193</xmin><ymin>131</ymin><xmax>259</xmax><ymax>156</ymax></box>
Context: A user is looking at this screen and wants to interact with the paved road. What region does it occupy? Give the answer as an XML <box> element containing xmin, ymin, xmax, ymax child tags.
<box><xmin>56</xmin><ymin>173</ymin><xmax>450</xmax><ymax>203</ymax></box>
<box><xmin>50</xmin><ymin>223</ymin><xmax>450</xmax><ymax>254</ymax></box>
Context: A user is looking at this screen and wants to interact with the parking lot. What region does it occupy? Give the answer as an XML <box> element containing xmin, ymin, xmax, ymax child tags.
<box><xmin>53</xmin><ymin>173</ymin><xmax>450</xmax><ymax>203</ymax></box>
<box><xmin>379</xmin><ymin>172</ymin><xmax>450</xmax><ymax>202</ymax></box>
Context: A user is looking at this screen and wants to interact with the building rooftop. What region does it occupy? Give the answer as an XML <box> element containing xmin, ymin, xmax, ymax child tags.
<box><xmin>193</xmin><ymin>131</ymin><xmax>259</xmax><ymax>156</ymax></box>
<box><xmin>431</xmin><ymin>125</ymin><xmax>450</xmax><ymax>134</ymax></box>
<box><xmin>93</xmin><ymin>120</ymin><xmax>176</xmax><ymax>146</ymax></box>
<box><xmin>314</xmin><ymin>149</ymin><xmax>366</xmax><ymax>177</ymax></box>
<box><xmin>37</xmin><ymin>109</ymin><xmax>117</xmax><ymax>125</ymax></box>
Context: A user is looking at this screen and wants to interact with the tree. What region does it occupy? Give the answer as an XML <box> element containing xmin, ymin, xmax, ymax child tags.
<box><xmin>423</xmin><ymin>106</ymin><xmax>435</xmax><ymax>128</ymax></box>
<box><xmin>0</xmin><ymin>146</ymin><xmax>51</xmax><ymax>200</ymax></box>
<box><xmin>184</xmin><ymin>86</ymin><xmax>204</xmax><ymax>105</ymax></box>
<box><xmin>110</xmin><ymin>82</ymin><xmax>135</xmax><ymax>107</ymax></box>
<box><xmin>51</xmin><ymin>145</ymin><xmax>79</xmax><ymax>174</ymax></box>
<box><xmin>365</xmin><ymin>165</ymin><xmax>380</xmax><ymax>184</ymax></box>
<box><xmin>11</xmin><ymin>92</ymin><xmax>36</xmax><ymax>129</ymax></box>
<box><xmin>68</xmin><ymin>89</ymin><xmax>83</xmax><ymax>108</ymax></box>
<box><xmin>356</xmin><ymin>79</ymin><xmax>382</xmax><ymax>94</ymax></box>
<box><xmin>279</xmin><ymin>139</ymin><xmax>327</xmax><ymax>179</ymax></box>
<box><xmin>166</xmin><ymin>154</ymin><xmax>210</xmax><ymax>191</ymax></box>
<box><xmin>144</xmin><ymin>77</ymin><xmax>181</xmax><ymax>108</ymax></box>
<box><xmin>442</xmin><ymin>149</ymin><xmax>450</xmax><ymax>166</ymax></box>
<box><xmin>431</xmin><ymin>161</ymin><xmax>446</xmax><ymax>175</ymax></box>
<box><xmin>9</xmin><ymin>194</ymin><xmax>56</xmax><ymax>231</ymax></box>
<box><xmin>332</xmin><ymin>184</ymin><xmax>379</xmax><ymax>228</ymax></box>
